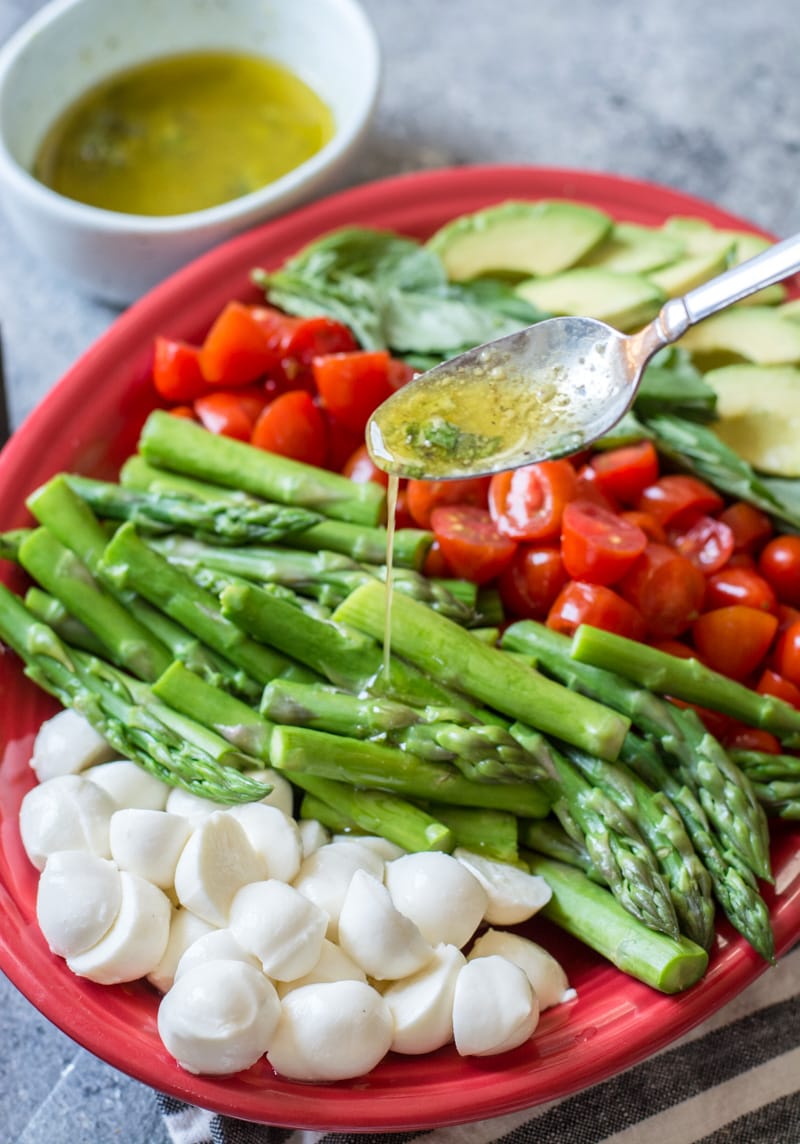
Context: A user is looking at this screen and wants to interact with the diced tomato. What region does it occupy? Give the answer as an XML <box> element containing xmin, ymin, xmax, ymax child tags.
<box><xmin>489</xmin><ymin>460</ymin><xmax>578</xmax><ymax>542</ymax></box>
<box><xmin>636</xmin><ymin>474</ymin><xmax>724</xmax><ymax>531</ymax></box>
<box><xmin>152</xmin><ymin>336</ymin><xmax>207</xmax><ymax>402</ymax></box>
<box><xmin>250</xmin><ymin>390</ymin><xmax>328</xmax><ymax>467</ymax></box>
<box><xmin>717</xmin><ymin>501</ymin><xmax>774</xmax><ymax>552</ymax></box>
<box><xmin>756</xmin><ymin>668</ymin><xmax>800</xmax><ymax>710</ymax></box>
<box><xmin>758</xmin><ymin>535</ymin><xmax>800</xmax><ymax>606</ymax></box>
<box><xmin>560</xmin><ymin>500</ymin><xmax>647</xmax><ymax>586</ymax></box>
<box><xmin>704</xmin><ymin>567</ymin><xmax>778</xmax><ymax>613</ymax></box>
<box><xmin>422</xmin><ymin>540</ymin><xmax>453</xmax><ymax>579</ymax></box>
<box><xmin>199</xmin><ymin>301</ymin><xmax>278</xmax><ymax>386</ymax></box>
<box><xmin>723</xmin><ymin>725</ymin><xmax>782</xmax><ymax>754</ymax></box>
<box><xmin>429</xmin><ymin>505</ymin><xmax>517</xmax><ymax>585</ymax></box>
<box><xmin>498</xmin><ymin>545</ymin><xmax>567</xmax><ymax>619</ymax></box>
<box><xmin>546</xmin><ymin>581</ymin><xmax>647</xmax><ymax>641</ymax></box>
<box><xmin>340</xmin><ymin>443</ymin><xmax>389</xmax><ymax>487</ymax></box>
<box><xmin>669</xmin><ymin>514</ymin><xmax>735</xmax><ymax>575</ymax></box>
<box><xmin>590</xmin><ymin>440</ymin><xmax>660</xmax><ymax>505</ymax></box>
<box><xmin>405</xmin><ymin>478</ymin><xmax>491</xmax><ymax>530</ymax></box>
<box><xmin>772</xmin><ymin>620</ymin><xmax>800</xmax><ymax>687</ymax></box>
<box><xmin>691</xmin><ymin>605</ymin><xmax>778</xmax><ymax>680</ymax></box>
<box><xmin>312</xmin><ymin>350</ymin><xmax>394</xmax><ymax>434</ymax></box>
<box><xmin>619</xmin><ymin>510</ymin><xmax>667</xmax><ymax>545</ymax></box>
<box><xmin>619</xmin><ymin>543</ymin><xmax>706</xmax><ymax>640</ymax></box>
<box><xmin>194</xmin><ymin>387</ymin><xmax>266</xmax><ymax>441</ymax></box>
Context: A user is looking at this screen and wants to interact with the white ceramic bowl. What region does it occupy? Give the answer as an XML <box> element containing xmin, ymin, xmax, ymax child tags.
<box><xmin>0</xmin><ymin>0</ymin><xmax>380</xmax><ymax>304</ymax></box>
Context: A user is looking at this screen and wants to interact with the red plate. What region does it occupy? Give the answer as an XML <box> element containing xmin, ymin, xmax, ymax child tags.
<box><xmin>1</xmin><ymin>166</ymin><xmax>798</xmax><ymax>1131</ymax></box>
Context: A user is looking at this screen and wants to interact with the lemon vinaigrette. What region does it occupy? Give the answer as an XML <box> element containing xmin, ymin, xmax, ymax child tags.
<box><xmin>33</xmin><ymin>51</ymin><xmax>334</xmax><ymax>216</ymax></box>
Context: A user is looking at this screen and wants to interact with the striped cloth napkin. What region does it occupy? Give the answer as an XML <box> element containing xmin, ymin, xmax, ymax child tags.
<box><xmin>158</xmin><ymin>945</ymin><xmax>800</xmax><ymax>1144</ymax></box>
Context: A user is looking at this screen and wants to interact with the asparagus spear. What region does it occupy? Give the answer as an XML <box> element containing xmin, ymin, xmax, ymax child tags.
<box><xmin>0</xmin><ymin>528</ymin><xmax>28</xmax><ymax>562</ymax></box>
<box><xmin>520</xmin><ymin>817</ymin><xmax>601</xmax><ymax>879</ymax></box>
<box><xmin>525</xmin><ymin>855</ymin><xmax>709</xmax><ymax>994</ymax></box>
<box><xmin>260</xmin><ymin>677</ymin><xmax>550</xmax><ymax>783</ymax></box>
<box><xmin>510</xmin><ymin>725</ymin><xmax>679</xmax><ymax>938</ymax></box>
<box><xmin>571</xmin><ymin>622</ymin><xmax>800</xmax><ymax>746</ymax></box>
<box><xmin>269</xmin><ymin>724</ymin><xmax>552</xmax><ymax>817</ymax></box>
<box><xmin>503</xmin><ymin>621</ymin><xmax>772</xmax><ymax>882</ymax></box>
<box><xmin>150</xmin><ymin>533</ymin><xmax>475</xmax><ymax>621</ymax></box>
<box><xmin>24</xmin><ymin>587</ymin><xmax>108</xmax><ymax>657</ymax></box>
<box><xmin>120</xmin><ymin>455</ymin><xmax>433</xmax><ymax>570</ymax></box>
<box><xmin>334</xmin><ymin>580</ymin><xmax>631</xmax><ymax>762</ymax></box>
<box><xmin>138</xmin><ymin>409</ymin><xmax>386</xmax><ymax>526</ymax></box>
<box><xmin>730</xmin><ymin>750</ymin><xmax>800</xmax><ymax>819</ymax></box>
<box><xmin>0</xmin><ymin>584</ymin><xmax>268</xmax><ymax>804</ymax></box>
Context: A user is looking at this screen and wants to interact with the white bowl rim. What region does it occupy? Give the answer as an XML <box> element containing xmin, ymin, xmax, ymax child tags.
<box><xmin>0</xmin><ymin>0</ymin><xmax>381</xmax><ymax>236</ymax></box>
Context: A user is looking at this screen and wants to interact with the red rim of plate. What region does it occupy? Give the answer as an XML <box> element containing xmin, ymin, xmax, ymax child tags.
<box><xmin>1</xmin><ymin>164</ymin><xmax>798</xmax><ymax>1131</ymax></box>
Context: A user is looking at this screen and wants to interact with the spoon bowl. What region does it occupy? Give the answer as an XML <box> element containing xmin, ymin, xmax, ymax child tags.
<box><xmin>367</xmin><ymin>229</ymin><xmax>800</xmax><ymax>480</ymax></box>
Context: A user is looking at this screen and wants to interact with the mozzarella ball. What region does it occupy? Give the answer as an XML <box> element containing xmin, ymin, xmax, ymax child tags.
<box><xmin>158</xmin><ymin>960</ymin><xmax>280</xmax><ymax>1075</ymax></box>
<box><xmin>37</xmin><ymin>850</ymin><xmax>122</xmax><ymax>958</ymax></box>
<box><xmin>277</xmin><ymin>938</ymin><xmax>366</xmax><ymax>996</ymax></box>
<box><xmin>147</xmin><ymin>909</ymin><xmax>216</xmax><ymax>994</ymax></box>
<box><xmin>337</xmin><ymin>869</ymin><xmax>433</xmax><ymax>980</ymax></box>
<box><xmin>175</xmin><ymin>928</ymin><xmax>261</xmax><ymax>982</ymax></box>
<box><xmin>266</xmin><ymin>981</ymin><xmax>392</xmax><ymax>1082</ymax></box>
<box><xmin>454</xmin><ymin>849</ymin><xmax>552</xmax><ymax>925</ymax></box>
<box><xmin>109</xmin><ymin>808</ymin><xmax>191</xmax><ymax>888</ymax></box>
<box><xmin>67</xmin><ymin>870</ymin><xmax>171</xmax><ymax>984</ymax></box>
<box><xmin>84</xmin><ymin>760</ymin><xmax>169</xmax><ymax>810</ymax></box>
<box><xmin>452</xmin><ymin>955</ymin><xmax>539</xmax><ymax>1057</ymax></box>
<box><xmin>229</xmin><ymin>880</ymin><xmax>327</xmax><ymax>981</ymax></box>
<box><xmin>173</xmin><ymin>812</ymin><xmax>266</xmax><ymax>926</ymax></box>
<box><xmin>19</xmin><ymin>774</ymin><xmax>115</xmax><ymax>870</ymax></box>
<box><xmin>384</xmin><ymin>851</ymin><xmax>488</xmax><ymax>948</ymax></box>
<box><xmin>30</xmin><ymin>709</ymin><xmax>115</xmax><ymax>782</ymax></box>
<box><xmin>468</xmin><ymin>929</ymin><xmax>575</xmax><ymax>1010</ymax></box>
<box><xmin>165</xmin><ymin>786</ymin><xmax>229</xmax><ymax>823</ymax></box>
<box><xmin>242</xmin><ymin>768</ymin><xmax>294</xmax><ymax>816</ymax></box>
<box><xmin>292</xmin><ymin>841</ymin><xmax>384</xmax><ymax>940</ymax></box>
<box><xmin>297</xmin><ymin>818</ymin><xmax>329</xmax><ymax>857</ymax></box>
<box><xmin>332</xmin><ymin>833</ymin><xmax>407</xmax><ymax>862</ymax></box>
<box><xmin>225</xmin><ymin>803</ymin><xmax>303</xmax><ymax>883</ymax></box>
<box><xmin>382</xmin><ymin>943</ymin><xmax>466</xmax><ymax>1055</ymax></box>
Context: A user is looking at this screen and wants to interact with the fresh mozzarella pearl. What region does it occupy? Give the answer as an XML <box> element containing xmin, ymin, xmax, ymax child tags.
<box><xmin>165</xmin><ymin>786</ymin><xmax>229</xmax><ymax>823</ymax></box>
<box><xmin>297</xmin><ymin>818</ymin><xmax>329</xmax><ymax>857</ymax></box>
<box><xmin>338</xmin><ymin>869</ymin><xmax>434</xmax><ymax>980</ymax></box>
<box><xmin>173</xmin><ymin>812</ymin><xmax>266</xmax><ymax>926</ymax></box>
<box><xmin>229</xmin><ymin>879</ymin><xmax>327</xmax><ymax>981</ymax></box>
<box><xmin>225</xmin><ymin>803</ymin><xmax>303</xmax><ymax>883</ymax></box>
<box><xmin>242</xmin><ymin>768</ymin><xmax>294</xmax><ymax>816</ymax></box>
<box><xmin>452</xmin><ymin>955</ymin><xmax>539</xmax><ymax>1057</ymax></box>
<box><xmin>109</xmin><ymin>808</ymin><xmax>191</xmax><ymax>888</ymax></box>
<box><xmin>36</xmin><ymin>850</ymin><xmax>122</xmax><ymax>958</ymax></box>
<box><xmin>332</xmin><ymin>833</ymin><xmax>407</xmax><ymax>862</ymax></box>
<box><xmin>384</xmin><ymin>851</ymin><xmax>488</xmax><ymax>948</ymax></box>
<box><xmin>266</xmin><ymin>980</ymin><xmax>392</xmax><ymax>1082</ymax></box>
<box><xmin>292</xmin><ymin>841</ymin><xmax>384</xmax><ymax>940</ymax></box>
<box><xmin>382</xmin><ymin>943</ymin><xmax>466</xmax><ymax>1054</ymax></box>
<box><xmin>67</xmin><ymin>870</ymin><xmax>171</xmax><ymax>984</ymax></box>
<box><xmin>174</xmin><ymin>928</ymin><xmax>260</xmax><ymax>982</ymax></box>
<box><xmin>30</xmin><ymin>709</ymin><xmax>115</xmax><ymax>782</ymax></box>
<box><xmin>147</xmin><ymin>909</ymin><xmax>216</xmax><ymax>994</ymax></box>
<box><xmin>19</xmin><ymin>774</ymin><xmax>115</xmax><ymax>870</ymax></box>
<box><xmin>277</xmin><ymin>938</ymin><xmax>366</xmax><ymax>996</ymax></box>
<box><xmin>158</xmin><ymin>960</ymin><xmax>280</xmax><ymax>1075</ymax></box>
<box><xmin>454</xmin><ymin>849</ymin><xmax>552</xmax><ymax>925</ymax></box>
<box><xmin>468</xmin><ymin>929</ymin><xmax>575</xmax><ymax>1010</ymax></box>
<box><xmin>84</xmin><ymin>760</ymin><xmax>169</xmax><ymax>810</ymax></box>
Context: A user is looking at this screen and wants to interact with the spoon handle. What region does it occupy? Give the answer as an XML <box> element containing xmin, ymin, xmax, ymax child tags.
<box><xmin>680</xmin><ymin>229</ymin><xmax>800</xmax><ymax>324</ymax></box>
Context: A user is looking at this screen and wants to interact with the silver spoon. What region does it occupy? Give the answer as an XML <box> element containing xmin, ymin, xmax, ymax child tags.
<box><xmin>366</xmin><ymin>230</ymin><xmax>800</xmax><ymax>480</ymax></box>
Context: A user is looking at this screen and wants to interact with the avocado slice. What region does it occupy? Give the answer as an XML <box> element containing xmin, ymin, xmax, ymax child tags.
<box><xmin>648</xmin><ymin>248</ymin><xmax>733</xmax><ymax>298</ymax></box>
<box><xmin>726</xmin><ymin>233</ymin><xmax>787</xmax><ymax>306</ymax></box>
<box><xmin>582</xmin><ymin>222</ymin><xmax>685</xmax><ymax>274</ymax></box>
<box><xmin>777</xmin><ymin>297</ymin><xmax>800</xmax><ymax>322</ymax></box>
<box><xmin>705</xmin><ymin>364</ymin><xmax>800</xmax><ymax>476</ymax></box>
<box><xmin>659</xmin><ymin>221</ymin><xmax>785</xmax><ymax>305</ymax></box>
<box><xmin>662</xmin><ymin>217</ymin><xmax>737</xmax><ymax>258</ymax></box>
<box><xmin>680</xmin><ymin>306</ymin><xmax>800</xmax><ymax>368</ymax></box>
<box><xmin>515</xmin><ymin>267</ymin><xmax>665</xmax><ymax>332</ymax></box>
<box><xmin>427</xmin><ymin>200</ymin><xmax>612</xmax><ymax>281</ymax></box>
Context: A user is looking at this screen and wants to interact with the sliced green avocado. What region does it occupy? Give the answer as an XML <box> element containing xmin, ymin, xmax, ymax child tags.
<box><xmin>582</xmin><ymin>222</ymin><xmax>685</xmax><ymax>274</ymax></box>
<box><xmin>662</xmin><ymin>217</ymin><xmax>737</xmax><ymax>258</ymax></box>
<box><xmin>726</xmin><ymin>233</ymin><xmax>787</xmax><ymax>306</ymax></box>
<box><xmin>660</xmin><ymin>221</ymin><xmax>785</xmax><ymax>305</ymax></box>
<box><xmin>427</xmin><ymin>200</ymin><xmax>612</xmax><ymax>281</ymax></box>
<box><xmin>680</xmin><ymin>306</ymin><xmax>800</xmax><ymax>368</ymax></box>
<box><xmin>777</xmin><ymin>297</ymin><xmax>800</xmax><ymax>322</ymax></box>
<box><xmin>705</xmin><ymin>364</ymin><xmax>800</xmax><ymax>476</ymax></box>
<box><xmin>649</xmin><ymin>248</ymin><xmax>733</xmax><ymax>297</ymax></box>
<box><xmin>515</xmin><ymin>267</ymin><xmax>665</xmax><ymax>332</ymax></box>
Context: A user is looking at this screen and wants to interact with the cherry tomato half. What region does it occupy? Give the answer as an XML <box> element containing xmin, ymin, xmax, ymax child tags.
<box><xmin>619</xmin><ymin>543</ymin><xmax>706</xmax><ymax>640</ymax></box>
<box><xmin>692</xmin><ymin>605</ymin><xmax>778</xmax><ymax>681</ymax></box>
<box><xmin>637</xmin><ymin>474</ymin><xmax>724</xmax><ymax>531</ymax></box>
<box><xmin>498</xmin><ymin>545</ymin><xmax>567</xmax><ymax>619</ymax></box>
<box><xmin>669</xmin><ymin>514</ymin><xmax>735</xmax><ymax>575</ymax></box>
<box><xmin>758</xmin><ymin>535</ymin><xmax>800</xmax><ymax>606</ymax></box>
<box><xmin>560</xmin><ymin>500</ymin><xmax>647</xmax><ymax>586</ymax></box>
<box><xmin>772</xmin><ymin>620</ymin><xmax>800</xmax><ymax>687</ymax></box>
<box><xmin>405</xmin><ymin>478</ymin><xmax>491</xmax><ymax>530</ymax></box>
<box><xmin>590</xmin><ymin>440</ymin><xmax>660</xmax><ymax>505</ymax></box>
<box><xmin>194</xmin><ymin>387</ymin><xmax>267</xmax><ymax>441</ymax></box>
<box><xmin>546</xmin><ymin>581</ymin><xmax>646</xmax><ymax>641</ymax></box>
<box><xmin>756</xmin><ymin>668</ymin><xmax>800</xmax><ymax>710</ymax></box>
<box><xmin>429</xmin><ymin>505</ymin><xmax>517</xmax><ymax>585</ymax></box>
<box><xmin>152</xmin><ymin>336</ymin><xmax>207</xmax><ymax>402</ymax></box>
<box><xmin>200</xmin><ymin>301</ymin><xmax>278</xmax><ymax>386</ymax></box>
<box><xmin>312</xmin><ymin>350</ymin><xmax>393</xmax><ymax>434</ymax></box>
<box><xmin>704</xmin><ymin>567</ymin><xmax>778</xmax><ymax>613</ymax></box>
<box><xmin>722</xmin><ymin>725</ymin><xmax>783</xmax><ymax>754</ymax></box>
<box><xmin>340</xmin><ymin>443</ymin><xmax>389</xmax><ymax>487</ymax></box>
<box><xmin>717</xmin><ymin>501</ymin><xmax>774</xmax><ymax>553</ymax></box>
<box><xmin>250</xmin><ymin>390</ymin><xmax>328</xmax><ymax>467</ymax></box>
<box><xmin>489</xmin><ymin>460</ymin><xmax>578</xmax><ymax>542</ymax></box>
